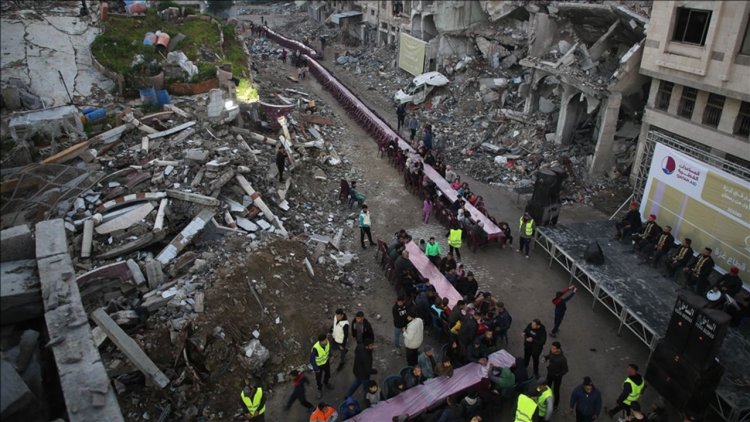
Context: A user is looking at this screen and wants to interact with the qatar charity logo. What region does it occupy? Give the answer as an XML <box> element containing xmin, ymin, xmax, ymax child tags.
<box><xmin>661</xmin><ymin>156</ymin><xmax>676</xmax><ymax>175</ymax></box>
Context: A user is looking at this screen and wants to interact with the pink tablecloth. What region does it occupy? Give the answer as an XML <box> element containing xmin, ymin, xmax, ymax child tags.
<box><xmin>346</xmin><ymin>349</ymin><xmax>515</xmax><ymax>421</ymax></box>
<box><xmin>404</xmin><ymin>241</ymin><xmax>463</xmax><ymax>307</ymax></box>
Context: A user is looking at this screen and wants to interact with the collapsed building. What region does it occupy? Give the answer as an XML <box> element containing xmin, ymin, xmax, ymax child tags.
<box><xmin>309</xmin><ymin>0</ymin><xmax>651</xmax><ymax>183</ymax></box>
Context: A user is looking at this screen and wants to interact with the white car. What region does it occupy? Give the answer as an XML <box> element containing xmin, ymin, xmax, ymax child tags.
<box><xmin>394</xmin><ymin>71</ymin><xmax>450</xmax><ymax>105</ymax></box>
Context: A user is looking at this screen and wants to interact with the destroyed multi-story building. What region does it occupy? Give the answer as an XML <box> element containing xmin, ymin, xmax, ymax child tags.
<box><xmin>630</xmin><ymin>1</ymin><xmax>750</xmax><ymax>188</ymax></box>
<box><xmin>312</xmin><ymin>1</ymin><xmax>653</xmax><ymax>178</ymax></box>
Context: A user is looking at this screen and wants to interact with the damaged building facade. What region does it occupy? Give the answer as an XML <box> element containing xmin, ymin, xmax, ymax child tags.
<box><xmin>630</xmin><ymin>1</ymin><xmax>750</xmax><ymax>189</ymax></box>
<box><xmin>313</xmin><ymin>0</ymin><xmax>651</xmax><ymax>177</ymax></box>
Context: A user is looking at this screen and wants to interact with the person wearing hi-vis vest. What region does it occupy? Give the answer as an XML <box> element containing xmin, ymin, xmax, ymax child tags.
<box><xmin>518</xmin><ymin>212</ymin><xmax>535</xmax><ymax>258</ymax></box>
<box><xmin>605</xmin><ymin>363</ymin><xmax>646</xmax><ymax>418</ymax></box>
<box><xmin>536</xmin><ymin>379</ymin><xmax>555</xmax><ymax>421</ymax></box>
<box><xmin>310</xmin><ymin>334</ymin><xmax>334</xmax><ymax>399</ymax></box>
<box><xmin>514</xmin><ymin>389</ymin><xmax>539</xmax><ymax>422</ymax></box>
<box><xmin>446</xmin><ymin>221</ymin><xmax>463</xmax><ymax>260</ymax></box>
<box><xmin>240</xmin><ymin>384</ymin><xmax>266</xmax><ymax>420</ymax></box>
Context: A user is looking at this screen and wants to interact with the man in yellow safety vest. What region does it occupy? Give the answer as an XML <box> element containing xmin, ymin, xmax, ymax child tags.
<box><xmin>536</xmin><ymin>380</ymin><xmax>554</xmax><ymax>421</ymax></box>
<box><xmin>240</xmin><ymin>384</ymin><xmax>266</xmax><ymax>420</ymax></box>
<box><xmin>606</xmin><ymin>363</ymin><xmax>646</xmax><ymax>418</ymax></box>
<box><xmin>311</xmin><ymin>334</ymin><xmax>334</xmax><ymax>399</ymax></box>
<box><xmin>514</xmin><ymin>389</ymin><xmax>539</xmax><ymax>422</ymax></box>
<box><xmin>447</xmin><ymin>221</ymin><xmax>463</xmax><ymax>260</ymax></box>
<box><xmin>518</xmin><ymin>212</ymin><xmax>535</xmax><ymax>258</ymax></box>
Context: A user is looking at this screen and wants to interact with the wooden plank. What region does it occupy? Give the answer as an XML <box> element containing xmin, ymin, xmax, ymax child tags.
<box><xmin>90</xmin><ymin>308</ymin><xmax>170</xmax><ymax>389</ymax></box>
<box><xmin>35</xmin><ymin>219</ymin><xmax>123</xmax><ymax>421</ymax></box>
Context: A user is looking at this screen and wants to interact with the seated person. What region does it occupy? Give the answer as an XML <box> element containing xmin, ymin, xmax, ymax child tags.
<box><xmin>488</xmin><ymin>363</ymin><xmax>516</xmax><ymax>396</ymax></box>
<box><xmin>404</xmin><ymin>366</ymin><xmax>425</xmax><ymax>389</ymax></box>
<box><xmin>349</xmin><ymin>181</ymin><xmax>366</xmax><ymax>207</ymax></box>
<box><xmin>467</xmin><ymin>193</ymin><xmax>479</xmax><ymax>206</ymax></box>
<box><xmin>384</xmin><ymin>377</ymin><xmax>406</xmax><ymax>399</ymax></box>
<box><xmin>664</xmin><ymin>238</ymin><xmax>693</xmax><ymax>278</ymax></box>
<box><xmin>466</xmin><ymin>336</ymin><xmax>489</xmax><ymax>364</ymax></box>
<box><xmin>450</xmin><ymin>195</ymin><xmax>466</xmax><ymax>213</ymax></box>
<box><xmin>614</xmin><ymin>201</ymin><xmax>642</xmax><ymax>241</ymax></box>
<box><xmin>450</xmin><ymin>177</ymin><xmax>462</xmax><ymax>190</ymax></box>
<box><xmin>459</xmin><ymin>391</ymin><xmax>483</xmax><ymax>419</ymax></box>
<box><xmin>683</xmin><ymin>247</ymin><xmax>715</xmax><ymax>294</ymax></box>
<box><xmin>363</xmin><ymin>381</ymin><xmax>384</xmax><ymax>408</ymax></box>
<box><xmin>440</xmin><ymin>254</ymin><xmax>458</xmax><ymax>274</ymax></box>
<box><xmin>632</xmin><ymin>214</ymin><xmax>660</xmax><ymax>251</ymax></box>
<box><xmin>498</xmin><ymin>222</ymin><xmax>513</xmax><ymax>248</ymax></box>
<box><xmin>642</xmin><ymin>225</ymin><xmax>673</xmax><ymax>266</ymax></box>
<box><xmin>714</xmin><ymin>266</ymin><xmax>744</xmax><ymax>297</ymax></box>
<box><xmin>339</xmin><ymin>396</ymin><xmax>361</xmax><ymax>419</ymax></box>
<box><xmin>444</xmin><ymin>165</ymin><xmax>457</xmax><ymax>182</ymax></box>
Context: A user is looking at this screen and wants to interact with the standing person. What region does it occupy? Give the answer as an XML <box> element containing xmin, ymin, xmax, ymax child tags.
<box><xmin>310</xmin><ymin>334</ymin><xmax>333</xmax><ymax>398</ymax></box>
<box><xmin>569</xmin><ymin>376</ymin><xmax>602</xmax><ymax>422</ymax></box>
<box><xmin>331</xmin><ymin>309</ymin><xmax>350</xmax><ymax>372</ymax></box>
<box><xmin>276</xmin><ymin>146</ymin><xmax>288</xmax><ymax>182</ymax></box>
<box><xmin>407</xmin><ymin>113</ymin><xmax>419</xmax><ymax>142</ymax></box>
<box><xmin>550</xmin><ymin>286</ymin><xmax>577</xmax><ymax>337</ymax></box>
<box><xmin>522</xmin><ymin>319</ymin><xmax>547</xmax><ymax>378</ymax></box>
<box><xmin>392</xmin><ymin>297</ymin><xmax>409</xmax><ymax>354</ymax></box>
<box><xmin>544</xmin><ymin>341</ymin><xmax>568</xmax><ymax>409</ymax></box>
<box><xmin>397</xmin><ymin>103</ymin><xmax>406</xmax><ymax>132</ymax></box>
<box><xmin>351</xmin><ymin>311</ymin><xmax>375</xmax><ymax>345</ymax></box>
<box><xmin>284</xmin><ymin>370</ymin><xmax>315</xmax><ymax>412</ymax></box>
<box><xmin>425</xmin><ymin>236</ymin><xmax>441</xmax><ymax>266</ymax></box>
<box><xmin>518</xmin><ymin>212</ymin><xmax>535</xmax><ymax>258</ymax></box>
<box><xmin>492</xmin><ymin>302</ymin><xmax>512</xmax><ymax>346</ymax></box>
<box><xmin>346</xmin><ymin>338</ymin><xmax>376</xmax><ymax>398</ymax></box>
<box><xmin>402</xmin><ymin>311</ymin><xmax>424</xmax><ymax>366</ymax></box>
<box><xmin>281</xmin><ymin>49</ymin><xmax>288</xmax><ymax>64</ymax></box>
<box><xmin>358</xmin><ymin>205</ymin><xmax>375</xmax><ymax>249</ymax></box>
<box><xmin>536</xmin><ymin>381</ymin><xmax>554</xmax><ymax>422</ymax></box>
<box><xmin>422</xmin><ymin>124</ymin><xmax>433</xmax><ymax>151</ymax></box>
<box><xmin>447</xmin><ymin>221</ymin><xmax>463</xmax><ymax>261</ymax></box>
<box><xmin>422</xmin><ymin>197</ymin><xmax>433</xmax><ymax>224</ymax></box>
<box><xmin>320</xmin><ymin>35</ymin><xmax>326</xmax><ymax>52</ymax></box>
<box><xmin>240</xmin><ymin>384</ymin><xmax>266</xmax><ymax>421</ymax></box>
<box><xmin>514</xmin><ymin>390</ymin><xmax>539</xmax><ymax>422</ymax></box>
<box><xmin>606</xmin><ymin>364</ymin><xmax>646</xmax><ymax>418</ymax></box>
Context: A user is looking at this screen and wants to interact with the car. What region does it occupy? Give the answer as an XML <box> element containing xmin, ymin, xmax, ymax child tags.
<box><xmin>394</xmin><ymin>71</ymin><xmax>450</xmax><ymax>105</ymax></box>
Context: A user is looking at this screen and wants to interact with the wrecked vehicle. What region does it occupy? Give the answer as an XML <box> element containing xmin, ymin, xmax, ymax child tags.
<box><xmin>393</xmin><ymin>71</ymin><xmax>449</xmax><ymax>105</ymax></box>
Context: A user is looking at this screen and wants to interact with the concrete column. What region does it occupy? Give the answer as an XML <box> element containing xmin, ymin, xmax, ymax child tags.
<box><xmin>717</xmin><ymin>97</ymin><xmax>741</xmax><ymax>134</ymax></box>
<box><xmin>590</xmin><ymin>92</ymin><xmax>623</xmax><ymax>176</ymax></box>
<box><xmin>692</xmin><ymin>90</ymin><xmax>709</xmax><ymax>125</ymax></box>
<box><xmin>554</xmin><ymin>84</ymin><xmax>581</xmax><ymax>144</ymax></box>
<box><xmin>645</xmin><ymin>78</ymin><xmax>660</xmax><ymax>109</ymax></box>
<box><xmin>629</xmin><ymin>122</ymin><xmax>653</xmax><ymax>186</ymax></box>
<box><xmin>667</xmin><ymin>85</ymin><xmax>682</xmax><ymax>115</ymax></box>
<box><xmin>523</xmin><ymin>70</ymin><xmax>539</xmax><ymax>115</ymax></box>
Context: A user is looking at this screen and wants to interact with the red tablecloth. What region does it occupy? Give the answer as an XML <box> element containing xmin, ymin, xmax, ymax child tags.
<box><xmin>346</xmin><ymin>349</ymin><xmax>515</xmax><ymax>421</ymax></box>
<box><xmin>404</xmin><ymin>241</ymin><xmax>463</xmax><ymax>307</ymax></box>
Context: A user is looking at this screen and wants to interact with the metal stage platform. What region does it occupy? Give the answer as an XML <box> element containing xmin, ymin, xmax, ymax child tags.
<box><xmin>535</xmin><ymin>221</ymin><xmax>750</xmax><ymax>422</ymax></box>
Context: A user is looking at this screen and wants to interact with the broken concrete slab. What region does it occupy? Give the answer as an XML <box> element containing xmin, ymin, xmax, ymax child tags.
<box><xmin>235</xmin><ymin>175</ymin><xmax>288</xmax><ymax>237</ymax></box>
<box><xmin>35</xmin><ymin>219</ymin><xmax>123</xmax><ymax>421</ymax></box>
<box><xmin>0</xmin><ymin>359</ymin><xmax>35</xmax><ymax>419</ymax></box>
<box><xmin>0</xmin><ymin>224</ymin><xmax>34</xmax><ymax>262</ymax></box>
<box><xmin>8</xmin><ymin>105</ymin><xmax>85</xmax><ymax>142</ymax></box>
<box><xmin>235</xmin><ymin>216</ymin><xmax>259</xmax><ymax>232</ymax></box>
<box><xmin>97</xmin><ymin>231</ymin><xmax>165</xmax><ymax>260</ymax></box>
<box><xmin>155</xmin><ymin>209</ymin><xmax>215</xmax><ymax>265</ymax></box>
<box><xmin>90</xmin><ymin>308</ymin><xmax>170</xmax><ymax>389</ymax></box>
<box><xmin>166</xmin><ymin>190</ymin><xmax>221</xmax><ymax>207</ymax></box>
<box><xmin>0</xmin><ymin>260</ymin><xmax>42</xmax><ymax>325</ymax></box>
<box><xmin>144</xmin><ymin>259</ymin><xmax>165</xmax><ymax>290</ymax></box>
<box><xmin>95</xmin><ymin>202</ymin><xmax>155</xmax><ymax>234</ymax></box>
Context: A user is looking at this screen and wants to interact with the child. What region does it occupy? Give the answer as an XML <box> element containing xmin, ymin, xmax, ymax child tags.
<box><xmin>284</xmin><ymin>369</ymin><xmax>314</xmax><ymax>412</ymax></box>
<box><xmin>363</xmin><ymin>381</ymin><xmax>384</xmax><ymax>408</ymax></box>
<box><xmin>422</xmin><ymin>198</ymin><xmax>433</xmax><ymax>224</ymax></box>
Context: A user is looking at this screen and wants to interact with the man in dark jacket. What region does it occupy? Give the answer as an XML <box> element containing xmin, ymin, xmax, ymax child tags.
<box><xmin>346</xmin><ymin>338</ymin><xmax>376</xmax><ymax>397</ymax></box>
<box><xmin>440</xmin><ymin>253</ymin><xmax>458</xmax><ymax>274</ymax></box>
<box><xmin>614</xmin><ymin>201</ymin><xmax>641</xmax><ymax>241</ymax></box>
<box><xmin>643</xmin><ymin>226</ymin><xmax>674</xmax><ymax>266</ymax></box>
<box><xmin>457</xmin><ymin>272</ymin><xmax>479</xmax><ymax>299</ymax></box>
<box><xmin>632</xmin><ymin>214</ymin><xmax>660</xmax><ymax>251</ymax></box>
<box><xmin>492</xmin><ymin>302</ymin><xmax>512</xmax><ymax>346</ymax></box>
<box><xmin>396</xmin><ymin>103</ymin><xmax>406</xmax><ymax>132</ymax></box>
<box><xmin>570</xmin><ymin>376</ymin><xmax>602</xmax><ymax>422</ymax></box>
<box><xmin>544</xmin><ymin>341</ymin><xmax>569</xmax><ymax>408</ymax></box>
<box><xmin>392</xmin><ymin>296</ymin><xmax>409</xmax><ymax>352</ymax></box>
<box><xmin>458</xmin><ymin>312</ymin><xmax>481</xmax><ymax>350</ymax></box>
<box><xmin>684</xmin><ymin>247</ymin><xmax>715</xmax><ymax>295</ymax></box>
<box><xmin>522</xmin><ymin>319</ymin><xmax>547</xmax><ymax>378</ymax></box>
<box><xmin>351</xmin><ymin>311</ymin><xmax>375</xmax><ymax>345</ymax></box>
<box><xmin>404</xmin><ymin>366</ymin><xmax>425</xmax><ymax>389</ymax></box>
<box><xmin>715</xmin><ymin>267</ymin><xmax>743</xmax><ymax>297</ymax></box>
<box><xmin>284</xmin><ymin>370</ymin><xmax>314</xmax><ymax>412</ymax></box>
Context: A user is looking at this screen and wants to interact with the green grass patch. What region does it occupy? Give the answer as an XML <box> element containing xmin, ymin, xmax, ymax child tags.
<box><xmin>92</xmin><ymin>11</ymin><xmax>248</xmax><ymax>84</ymax></box>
